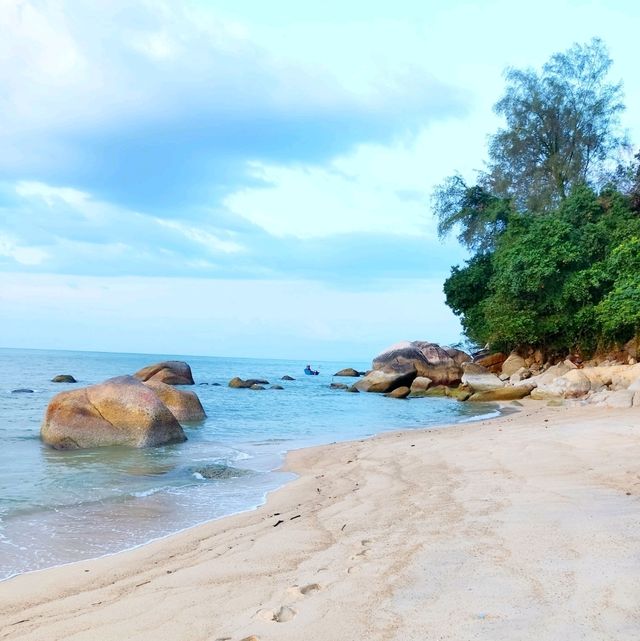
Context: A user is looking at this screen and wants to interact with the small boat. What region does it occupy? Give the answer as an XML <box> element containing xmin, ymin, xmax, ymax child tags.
<box><xmin>304</xmin><ymin>365</ymin><xmax>319</xmax><ymax>376</ymax></box>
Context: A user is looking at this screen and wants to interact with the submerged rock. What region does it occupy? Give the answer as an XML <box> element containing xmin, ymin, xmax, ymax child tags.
<box><xmin>143</xmin><ymin>380</ymin><xmax>206</xmax><ymax>422</ymax></box>
<box><xmin>270</xmin><ymin>385</ymin><xmax>284</xmax><ymax>390</ymax></box>
<box><xmin>11</xmin><ymin>388</ymin><xmax>34</xmax><ymax>393</ymax></box>
<box><xmin>330</xmin><ymin>382</ymin><xmax>349</xmax><ymax>390</ymax></box>
<box><xmin>134</xmin><ymin>361</ymin><xmax>195</xmax><ymax>386</ymax></box>
<box><xmin>193</xmin><ymin>463</ymin><xmax>251</xmax><ymax>480</ymax></box>
<box><xmin>51</xmin><ymin>374</ymin><xmax>77</xmax><ymax>383</ymax></box>
<box><xmin>41</xmin><ymin>375</ymin><xmax>186</xmax><ymax>450</ymax></box>
<box><xmin>229</xmin><ymin>377</ymin><xmax>270</xmax><ymax>388</ymax></box>
<box><xmin>281</xmin><ymin>375</ymin><xmax>295</xmax><ymax>381</ymax></box>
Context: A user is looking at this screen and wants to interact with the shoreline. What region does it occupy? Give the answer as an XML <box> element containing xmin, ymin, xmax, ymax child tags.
<box><xmin>1</xmin><ymin>401</ymin><xmax>638</xmax><ymax>640</ymax></box>
<box><xmin>0</xmin><ymin>399</ymin><xmax>500</xmax><ymax>583</ymax></box>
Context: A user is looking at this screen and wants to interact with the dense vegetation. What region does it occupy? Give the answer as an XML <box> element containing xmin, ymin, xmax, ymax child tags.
<box><xmin>434</xmin><ymin>39</ymin><xmax>640</xmax><ymax>356</ymax></box>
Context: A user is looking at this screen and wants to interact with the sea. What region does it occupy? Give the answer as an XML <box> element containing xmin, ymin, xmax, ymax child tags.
<box><xmin>0</xmin><ymin>348</ymin><xmax>498</xmax><ymax>580</ymax></box>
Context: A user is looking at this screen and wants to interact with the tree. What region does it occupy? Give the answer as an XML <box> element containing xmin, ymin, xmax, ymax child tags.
<box><xmin>432</xmin><ymin>174</ymin><xmax>512</xmax><ymax>252</ymax></box>
<box><xmin>488</xmin><ymin>38</ymin><xmax>626</xmax><ymax>212</ymax></box>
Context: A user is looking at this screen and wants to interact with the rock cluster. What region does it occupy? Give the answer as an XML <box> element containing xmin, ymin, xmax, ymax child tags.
<box><xmin>41</xmin><ymin>376</ymin><xmax>187</xmax><ymax>450</ymax></box>
<box><xmin>41</xmin><ymin>361</ymin><xmax>207</xmax><ymax>450</ymax></box>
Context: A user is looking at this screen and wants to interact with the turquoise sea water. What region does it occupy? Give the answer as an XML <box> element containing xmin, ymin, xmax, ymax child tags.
<box><xmin>0</xmin><ymin>348</ymin><xmax>497</xmax><ymax>580</ymax></box>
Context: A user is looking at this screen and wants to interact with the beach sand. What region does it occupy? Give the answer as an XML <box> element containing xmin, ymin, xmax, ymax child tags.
<box><xmin>1</xmin><ymin>402</ymin><xmax>639</xmax><ymax>641</ymax></box>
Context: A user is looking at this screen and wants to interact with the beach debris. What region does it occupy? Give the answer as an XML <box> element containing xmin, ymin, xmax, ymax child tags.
<box><xmin>273</xmin><ymin>519</ymin><xmax>284</xmax><ymax>527</ymax></box>
<box><xmin>290</xmin><ymin>514</ymin><xmax>301</xmax><ymax>520</ymax></box>
<box><xmin>133</xmin><ymin>360</ymin><xmax>195</xmax><ymax>385</ymax></box>
<box><xmin>51</xmin><ymin>374</ymin><xmax>77</xmax><ymax>383</ymax></box>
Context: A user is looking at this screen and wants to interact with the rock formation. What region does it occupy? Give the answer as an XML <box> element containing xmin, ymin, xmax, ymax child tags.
<box><xmin>134</xmin><ymin>361</ymin><xmax>195</xmax><ymax>386</ymax></box>
<box><xmin>41</xmin><ymin>376</ymin><xmax>187</xmax><ymax>450</ymax></box>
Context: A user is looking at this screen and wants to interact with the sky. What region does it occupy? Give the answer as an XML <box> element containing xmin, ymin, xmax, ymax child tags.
<box><xmin>1</xmin><ymin>0</ymin><xmax>639</xmax><ymax>360</ymax></box>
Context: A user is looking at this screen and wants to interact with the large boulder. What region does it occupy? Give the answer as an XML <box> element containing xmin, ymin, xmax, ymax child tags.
<box><xmin>500</xmin><ymin>352</ymin><xmax>527</xmax><ymax>378</ymax></box>
<box><xmin>41</xmin><ymin>376</ymin><xmax>187</xmax><ymax>450</ymax></box>
<box><xmin>371</xmin><ymin>341</ymin><xmax>468</xmax><ymax>386</ymax></box>
<box><xmin>475</xmin><ymin>352</ymin><xmax>507</xmax><ymax>374</ymax></box>
<box><xmin>134</xmin><ymin>361</ymin><xmax>194</xmax><ymax>386</ymax></box>
<box><xmin>334</xmin><ymin>368</ymin><xmax>361</xmax><ymax>377</ymax></box>
<box><xmin>355</xmin><ymin>368</ymin><xmax>416</xmax><ymax>393</ymax></box>
<box><xmin>461</xmin><ymin>363</ymin><xmax>505</xmax><ymax>392</ymax></box>
<box><xmin>143</xmin><ymin>380</ymin><xmax>206</xmax><ymax>422</ymax></box>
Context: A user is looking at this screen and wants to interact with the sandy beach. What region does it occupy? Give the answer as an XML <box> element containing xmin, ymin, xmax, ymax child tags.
<box><xmin>1</xmin><ymin>401</ymin><xmax>639</xmax><ymax>641</ymax></box>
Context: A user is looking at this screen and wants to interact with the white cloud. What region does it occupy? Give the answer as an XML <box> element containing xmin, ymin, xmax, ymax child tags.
<box><xmin>0</xmin><ymin>233</ymin><xmax>48</xmax><ymax>265</ymax></box>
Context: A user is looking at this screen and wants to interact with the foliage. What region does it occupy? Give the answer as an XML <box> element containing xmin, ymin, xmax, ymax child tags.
<box><xmin>443</xmin><ymin>186</ymin><xmax>640</xmax><ymax>354</ymax></box>
<box><xmin>488</xmin><ymin>38</ymin><xmax>626</xmax><ymax>212</ymax></box>
<box><xmin>432</xmin><ymin>175</ymin><xmax>513</xmax><ymax>252</ymax></box>
<box><xmin>436</xmin><ymin>40</ymin><xmax>638</xmax><ymax>355</ymax></box>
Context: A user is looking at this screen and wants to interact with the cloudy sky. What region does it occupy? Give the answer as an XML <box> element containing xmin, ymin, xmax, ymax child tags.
<box><xmin>1</xmin><ymin>0</ymin><xmax>639</xmax><ymax>360</ymax></box>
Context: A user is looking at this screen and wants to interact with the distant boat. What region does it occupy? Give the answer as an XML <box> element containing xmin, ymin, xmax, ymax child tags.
<box><xmin>304</xmin><ymin>365</ymin><xmax>319</xmax><ymax>376</ymax></box>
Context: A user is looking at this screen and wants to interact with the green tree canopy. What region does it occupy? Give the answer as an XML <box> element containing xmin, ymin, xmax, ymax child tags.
<box><xmin>488</xmin><ymin>38</ymin><xmax>626</xmax><ymax>211</ymax></box>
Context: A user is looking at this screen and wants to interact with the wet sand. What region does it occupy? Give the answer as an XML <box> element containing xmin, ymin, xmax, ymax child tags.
<box><xmin>1</xmin><ymin>402</ymin><xmax>639</xmax><ymax>641</ymax></box>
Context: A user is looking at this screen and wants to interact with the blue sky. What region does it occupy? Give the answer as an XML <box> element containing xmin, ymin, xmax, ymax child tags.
<box><xmin>1</xmin><ymin>0</ymin><xmax>639</xmax><ymax>360</ymax></box>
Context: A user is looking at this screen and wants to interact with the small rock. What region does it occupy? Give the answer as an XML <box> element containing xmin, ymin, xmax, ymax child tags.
<box><xmin>51</xmin><ymin>374</ymin><xmax>77</xmax><ymax>383</ymax></box>
<box><xmin>270</xmin><ymin>385</ymin><xmax>284</xmax><ymax>390</ymax></box>
<box><xmin>333</xmin><ymin>368</ymin><xmax>361</xmax><ymax>377</ymax></box>
<box><xmin>386</xmin><ymin>386</ymin><xmax>410</xmax><ymax>398</ymax></box>
<box><xmin>330</xmin><ymin>383</ymin><xmax>349</xmax><ymax>390</ymax></box>
<box><xmin>281</xmin><ymin>375</ymin><xmax>295</xmax><ymax>381</ymax></box>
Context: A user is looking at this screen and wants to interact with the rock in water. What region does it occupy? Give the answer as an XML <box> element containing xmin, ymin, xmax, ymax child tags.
<box><xmin>355</xmin><ymin>368</ymin><xmax>416</xmax><ymax>393</ymax></box>
<box><xmin>41</xmin><ymin>375</ymin><xmax>187</xmax><ymax>450</ymax></box>
<box><xmin>51</xmin><ymin>374</ymin><xmax>77</xmax><ymax>383</ymax></box>
<box><xmin>11</xmin><ymin>388</ymin><xmax>34</xmax><ymax>393</ymax></box>
<box><xmin>133</xmin><ymin>361</ymin><xmax>195</xmax><ymax>386</ymax></box>
<box><xmin>371</xmin><ymin>341</ymin><xmax>469</xmax><ymax>386</ymax></box>
<box><xmin>281</xmin><ymin>375</ymin><xmax>295</xmax><ymax>381</ymax></box>
<box><xmin>386</xmin><ymin>386</ymin><xmax>410</xmax><ymax>398</ymax></box>
<box><xmin>229</xmin><ymin>377</ymin><xmax>270</xmax><ymax>388</ymax></box>
<box><xmin>143</xmin><ymin>380</ymin><xmax>206</xmax><ymax>422</ymax></box>
<box><xmin>333</xmin><ymin>368</ymin><xmax>361</xmax><ymax>377</ymax></box>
